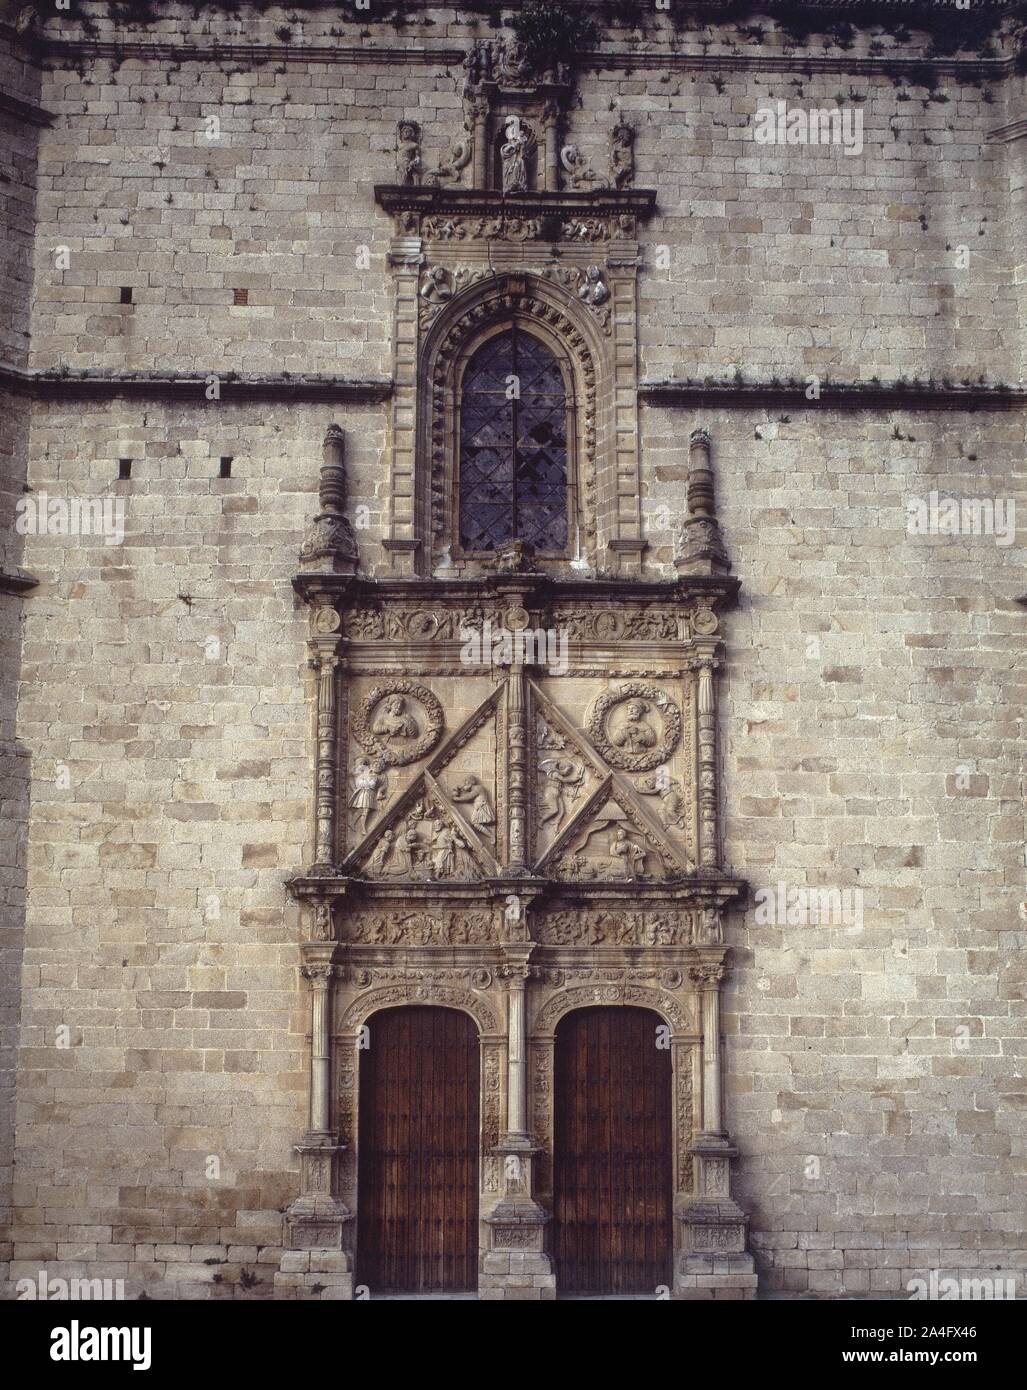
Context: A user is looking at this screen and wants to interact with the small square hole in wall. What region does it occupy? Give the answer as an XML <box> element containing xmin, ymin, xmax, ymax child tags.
<box><xmin>233</xmin><ymin>288</ymin><xmax>248</xmax><ymax>305</ymax></box>
<box><xmin>119</xmin><ymin>286</ymin><xmax>133</xmax><ymax>304</ymax></box>
<box><xmin>219</xmin><ymin>456</ymin><xmax>233</xmax><ymax>478</ymax></box>
<box><xmin>118</xmin><ymin>458</ymin><xmax>132</xmax><ymax>480</ymax></box>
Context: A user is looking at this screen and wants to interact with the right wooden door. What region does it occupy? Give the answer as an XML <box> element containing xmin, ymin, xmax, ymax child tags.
<box><xmin>553</xmin><ymin>1006</ymin><xmax>673</xmax><ymax>1295</ymax></box>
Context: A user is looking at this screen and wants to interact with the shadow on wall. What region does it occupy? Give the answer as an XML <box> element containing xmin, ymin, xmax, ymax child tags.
<box><xmin>0</xmin><ymin>390</ymin><xmax>35</xmax><ymax>1268</ymax></box>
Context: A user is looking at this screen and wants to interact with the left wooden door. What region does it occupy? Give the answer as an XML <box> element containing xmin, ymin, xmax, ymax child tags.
<box><xmin>356</xmin><ymin>1006</ymin><xmax>480</xmax><ymax>1293</ymax></box>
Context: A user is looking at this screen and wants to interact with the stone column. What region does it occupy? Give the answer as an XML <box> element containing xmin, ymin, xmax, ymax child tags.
<box><xmin>483</xmin><ymin>953</ymin><xmax>554</xmax><ymax>1300</ymax></box>
<box><xmin>503</xmin><ymin>959</ymin><xmax>530</xmax><ymax>1141</ymax></box>
<box><xmin>695</xmin><ymin>654</ymin><xmax>720</xmax><ymax>870</ymax></box>
<box><xmin>506</xmin><ymin>662</ymin><xmax>528</xmax><ymax>873</ymax></box>
<box><xmin>691</xmin><ymin>961</ymin><xmax>726</xmax><ymax>1137</ymax></box>
<box><xmin>304</xmin><ymin>959</ymin><xmax>334</xmax><ymax>1134</ymax></box>
<box><xmin>311</xmin><ymin>653</ymin><xmax>340</xmax><ymax>871</ymax></box>
<box><xmin>278</xmin><ymin>941</ymin><xmax>354</xmax><ymax>1299</ymax></box>
<box><xmin>470</xmin><ymin>96</ymin><xmax>489</xmax><ymax>188</ymax></box>
<box><xmin>675</xmin><ymin>956</ymin><xmax>756</xmax><ymax>1299</ymax></box>
<box><xmin>542</xmin><ymin>100</ymin><xmax>560</xmax><ymax>191</ymax></box>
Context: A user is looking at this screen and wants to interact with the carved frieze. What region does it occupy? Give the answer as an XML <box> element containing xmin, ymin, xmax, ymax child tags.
<box><xmin>534</xmin><ymin>908</ymin><xmax>694</xmax><ymax>946</ymax></box>
<box><xmin>338</xmin><ymin>909</ymin><xmax>497</xmax><ymax>945</ymax></box>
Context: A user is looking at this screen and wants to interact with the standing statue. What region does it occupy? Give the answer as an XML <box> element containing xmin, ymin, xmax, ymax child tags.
<box><xmin>397</xmin><ymin>120</ymin><xmax>422</xmax><ymax>185</ymax></box>
<box><xmin>500</xmin><ymin>118</ymin><xmax>530</xmax><ymax>194</ymax></box>
<box><xmin>610</xmin><ymin>121</ymin><xmax>634</xmax><ymax>189</ymax></box>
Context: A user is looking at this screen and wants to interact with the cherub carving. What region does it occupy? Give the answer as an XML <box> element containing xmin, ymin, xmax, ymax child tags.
<box><xmin>560</xmin><ymin>142</ymin><xmax>594</xmax><ymax>189</ymax></box>
<box><xmin>637</xmin><ymin>769</ymin><xmax>687</xmax><ymax>830</ymax></box>
<box><xmin>539</xmin><ymin>758</ymin><xmax>586</xmax><ymax>831</ymax></box>
<box><xmin>420</xmin><ymin>265</ymin><xmax>453</xmax><ymax>305</ymax></box>
<box><xmin>430</xmin><ymin>126</ymin><xmax>473</xmax><ymax>185</ymax></box>
<box><xmin>578</xmin><ymin>264</ymin><xmax>610</xmax><ymax>306</ymax></box>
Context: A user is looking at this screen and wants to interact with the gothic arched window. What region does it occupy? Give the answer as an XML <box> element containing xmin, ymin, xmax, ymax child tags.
<box><xmin>458</xmin><ymin>327</ymin><xmax>570</xmax><ymax>554</ymax></box>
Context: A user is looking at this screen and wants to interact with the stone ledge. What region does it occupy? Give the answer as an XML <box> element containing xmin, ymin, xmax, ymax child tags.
<box><xmin>641</xmin><ymin>379</ymin><xmax>1027</xmax><ymax>413</ymax></box>
<box><xmin>0</xmin><ymin>363</ymin><xmax>392</xmax><ymax>405</ymax></box>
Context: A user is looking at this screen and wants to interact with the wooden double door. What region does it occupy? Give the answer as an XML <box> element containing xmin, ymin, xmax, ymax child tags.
<box><xmin>355</xmin><ymin>1003</ymin><xmax>672</xmax><ymax>1297</ymax></box>
<box><xmin>357</xmin><ymin>1006</ymin><xmax>480</xmax><ymax>1293</ymax></box>
<box><xmin>553</xmin><ymin>1007</ymin><xmax>673</xmax><ymax>1295</ymax></box>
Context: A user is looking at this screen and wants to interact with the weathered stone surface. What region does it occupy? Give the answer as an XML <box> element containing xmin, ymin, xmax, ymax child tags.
<box><xmin>2</xmin><ymin>2</ymin><xmax>1025</xmax><ymax>1302</ymax></box>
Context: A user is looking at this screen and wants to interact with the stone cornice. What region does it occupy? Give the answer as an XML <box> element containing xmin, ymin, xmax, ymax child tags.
<box><xmin>0</xmin><ymin>88</ymin><xmax>53</xmax><ymax>126</ymax></box>
<box><xmin>286</xmin><ymin>871</ymin><xmax>748</xmax><ymax>911</ymax></box>
<box><xmin>640</xmin><ymin>378</ymin><xmax>1027</xmax><ymax>411</ymax></box>
<box><xmin>0</xmin><ymin>363</ymin><xmax>392</xmax><ymax>404</ymax></box>
<box><xmin>374</xmin><ymin>185</ymin><xmax>658</xmax><ymax>223</ymax></box>
<box><xmin>8</xmin><ymin>29</ymin><xmax>1017</xmax><ymax>82</ymax></box>
<box><xmin>988</xmin><ymin>116</ymin><xmax>1027</xmax><ymax>143</ymax></box>
<box><xmin>291</xmin><ymin>572</ymin><xmax>742</xmax><ymax>610</ymax></box>
<box><xmin>0</xmin><ymin>565</ymin><xmax>38</xmax><ymax>596</ymax></box>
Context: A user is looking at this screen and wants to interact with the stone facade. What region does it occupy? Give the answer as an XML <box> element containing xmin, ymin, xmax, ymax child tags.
<box><xmin>1</xmin><ymin>2</ymin><xmax>1025</xmax><ymax>1300</ymax></box>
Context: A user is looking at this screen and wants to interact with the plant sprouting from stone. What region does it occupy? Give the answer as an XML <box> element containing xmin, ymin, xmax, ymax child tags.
<box><xmin>510</xmin><ymin>1</ymin><xmax>600</xmax><ymax>69</ymax></box>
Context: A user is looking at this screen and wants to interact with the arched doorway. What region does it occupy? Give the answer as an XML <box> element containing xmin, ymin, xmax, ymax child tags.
<box><xmin>553</xmin><ymin>1006</ymin><xmax>673</xmax><ymax>1295</ymax></box>
<box><xmin>356</xmin><ymin>1005</ymin><xmax>480</xmax><ymax>1293</ymax></box>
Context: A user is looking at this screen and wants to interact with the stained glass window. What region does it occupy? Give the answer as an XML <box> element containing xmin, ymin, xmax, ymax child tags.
<box><xmin>458</xmin><ymin>327</ymin><xmax>570</xmax><ymax>553</ymax></box>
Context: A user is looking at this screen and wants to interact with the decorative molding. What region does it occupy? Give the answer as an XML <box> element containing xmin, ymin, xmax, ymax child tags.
<box><xmin>640</xmin><ymin>378</ymin><xmax>1027</xmax><ymax>412</ymax></box>
<box><xmin>533</xmin><ymin>982</ymin><xmax>688</xmax><ymax>1033</ymax></box>
<box><xmin>376</xmin><ymin>184</ymin><xmax>657</xmax><ymax>236</ymax></box>
<box><xmin>338</xmin><ymin>982</ymin><xmax>499</xmax><ymax>1036</ymax></box>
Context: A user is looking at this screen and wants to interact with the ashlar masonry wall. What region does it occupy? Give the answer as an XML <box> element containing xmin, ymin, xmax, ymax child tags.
<box><xmin>3</xmin><ymin>2</ymin><xmax>1025</xmax><ymax>1297</ymax></box>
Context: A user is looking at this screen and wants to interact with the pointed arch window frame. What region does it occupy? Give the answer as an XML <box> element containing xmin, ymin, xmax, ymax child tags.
<box><xmin>450</xmin><ymin>319</ymin><xmax>580</xmax><ymax>562</ymax></box>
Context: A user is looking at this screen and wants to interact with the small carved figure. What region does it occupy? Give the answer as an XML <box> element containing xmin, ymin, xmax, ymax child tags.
<box><xmin>349</xmin><ymin>756</ymin><xmax>387</xmax><ymax>834</ymax></box>
<box><xmin>500</xmin><ymin>118</ymin><xmax>530</xmax><ymax>193</ymax></box>
<box><xmin>431</xmin><ymin>127</ymin><xmax>473</xmax><ymax>185</ymax></box>
<box><xmin>610</xmin><ymin>121</ymin><xmax>634</xmax><ymax>189</ymax></box>
<box><xmin>451</xmin><ymin>775</ymin><xmax>496</xmax><ymax>838</ymax></box>
<box><xmin>430</xmin><ymin>823</ymin><xmax>460</xmax><ymax>878</ymax></box>
<box><xmin>578</xmin><ymin>264</ymin><xmax>610</xmax><ymax>306</ymax></box>
<box><xmin>539</xmin><ymin>758</ymin><xmax>586</xmax><ymax>831</ymax></box>
<box><xmin>496</xmin><ymin>37</ymin><xmax>533</xmax><ymax>85</ymax></box>
<box><xmin>367</xmin><ymin>829</ymin><xmax>395</xmax><ymax>877</ymax></box>
<box><xmin>420</xmin><ymin>264</ymin><xmax>453</xmax><ymax>305</ymax></box>
<box><xmin>698</xmin><ymin>908</ymin><xmax>724</xmax><ymax>945</ymax></box>
<box><xmin>637</xmin><ymin>770</ymin><xmax>687</xmax><ymax>830</ymax></box>
<box><xmin>395</xmin><ymin>822</ymin><xmax>423</xmax><ymax>877</ymax></box>
<box><xmin>397</xmin><ymin>120</ymin><xmax>422</xmax><ymax>185</ymax></box>
<box><xmin>611</xmin><ymin>698</ymin><xmax>657</xmax><ymax>754</ymax></box>
<box><xmin>560</xmin><ymin>142</ymin><xmax>594</xmax><ymax>189</ymax></box>
<box><xmin>371</xmin><ymin>693</ymin><xmax>419</xmax><ymax>741</ymax></box>
<box><xmin>610</xmin><ymin>827</ymin><xmax>646</xmax><ymax>880</ymax></box>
